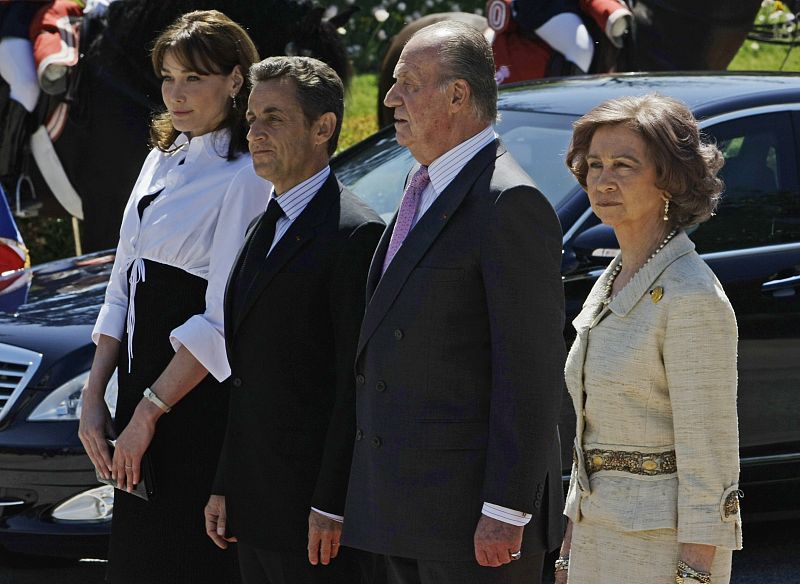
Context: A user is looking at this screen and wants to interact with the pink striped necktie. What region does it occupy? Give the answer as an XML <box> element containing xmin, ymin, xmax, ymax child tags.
<box><xmin>382</xmin><ymin>165</ymin><xmax>430</xmax><ymax>274</ymax></box>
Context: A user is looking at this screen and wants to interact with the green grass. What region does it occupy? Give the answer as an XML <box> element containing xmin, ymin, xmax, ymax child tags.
<box><xmin>729</xmin><ymin>41</ymin><xmax>800</xmax><ymax>71</ymax></box>
<box><xmin>339</xmin><ymin>73</ymin><xmax>379</xmax><ymax>152</ymax></box>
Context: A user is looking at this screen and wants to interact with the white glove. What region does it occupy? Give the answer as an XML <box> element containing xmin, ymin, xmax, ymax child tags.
<box><xmin>83</xmin><ymin>0</ymin><xmax>118</xmax><ymax>18</ymax></box>
<box><xmin>605</xmin><ymin>6</ymin><xmax>633</xmax><ymax>48</ymax></box>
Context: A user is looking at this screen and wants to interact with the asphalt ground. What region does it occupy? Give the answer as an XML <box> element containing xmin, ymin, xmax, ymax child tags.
<box><xmin>1</xmin><ymin>519</ymin><xmax>798</xmax><ymax>583</ymax></box>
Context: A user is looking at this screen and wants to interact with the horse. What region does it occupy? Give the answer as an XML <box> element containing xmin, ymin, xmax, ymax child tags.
<box><xmin>377</xmin><ymin>0</ymin><xmax>763</xmax><ymax>127</ymax></box>
<box><xmin>1</xmin><ymin>0</ymin><xmax>355</xmax><ymax>253</ymax></box>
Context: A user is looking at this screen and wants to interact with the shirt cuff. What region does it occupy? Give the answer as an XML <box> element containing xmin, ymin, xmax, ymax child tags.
<box><xmin>311</xmin><ymin>507</ymin><xmax>344</xmax><ymax>523</ymax></box>
<box><xmin>169</xmin><ymin>315</ymin><xmax>231</xmax><ymax>382</ymax></box>
<box><xmin>482</xmin><ymin>502</ymin><xmax>532</xmax><ymax>526</ymax></box>
<box><xmin>92</xmin><ymin>304</ymin><xmax>127</xmax><ymax>345</ymax></box>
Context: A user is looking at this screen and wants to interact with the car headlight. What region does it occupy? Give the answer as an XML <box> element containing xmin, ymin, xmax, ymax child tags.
<box><xmin>51</xmin><ymin>485</ymin><xmax>114</xmax><ymax>522</ymax></box>
<box><xmin>28</xmin><ymin>370</ymin><xmax>118</xmax><ymax>421</ymax></box>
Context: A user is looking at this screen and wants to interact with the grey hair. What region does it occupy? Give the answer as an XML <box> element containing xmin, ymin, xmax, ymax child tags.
<box><xmin>411</xmin><ymin>20</ymin><xmax>497</xmax><ymax>123</ymax></box>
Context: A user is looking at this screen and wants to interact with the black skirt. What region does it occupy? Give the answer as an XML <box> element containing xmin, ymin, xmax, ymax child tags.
<box><xmin>107</xmin><ymin>259</ymin><xmax>238</xmax><ymax>584</ymax></box>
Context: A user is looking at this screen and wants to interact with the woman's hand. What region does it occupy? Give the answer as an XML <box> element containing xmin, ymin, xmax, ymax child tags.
<box><xmin>78</xmin><ymin>392</ymin><xmax>115</xmax><ymax>480</ymax></box>
<box><xmin>553</xmin><ymin>519</ymin><xmax>573</xmax><ymax>584</ymax></box>
<box><xmin>679</xmin><ymin>543</ymin><xmax>716</xmax><ymax>577</ymax></box>
<box><xmin>554</xmin><ymin>567</ymin><xmax>568</xmax><ymax>584</ymax></box>
<box><xmin>111</xmin><ymin>399</ymin><xmax>161</xmax><ymax>492</ymax></box>
<box><xmin>79</xmin><ymin>335</ymin><xmax>120</xmax><ymax>480</ymax></box>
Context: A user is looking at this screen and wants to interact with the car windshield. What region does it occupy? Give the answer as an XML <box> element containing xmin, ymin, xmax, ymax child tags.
<box><xmin>335</xmin><ymin>111</ymin><xmax>580</xmax><ymax>223</ymax></box>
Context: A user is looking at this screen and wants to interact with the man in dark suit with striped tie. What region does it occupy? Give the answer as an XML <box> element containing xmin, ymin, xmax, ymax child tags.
<box><xmin>342</xmin><ymin>21</ymin><xmax>566</xmax><ymax>584</ymax></box>
<box><xmin>203</xmin><ymin>56</ymin><xmax>383</xmax><ymax>584</ymax></box>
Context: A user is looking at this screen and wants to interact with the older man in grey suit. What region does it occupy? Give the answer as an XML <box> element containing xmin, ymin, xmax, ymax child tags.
<box><xmin>342</xmin><ymin>20</ymin><xmax>566</xmax><ymax>584</ymax></box>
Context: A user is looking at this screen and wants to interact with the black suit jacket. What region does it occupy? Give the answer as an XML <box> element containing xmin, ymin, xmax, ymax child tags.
<box><xmin>214</xmin><ymin>171</ymin><xmax>384</xmax><ymax>552</ymax></box>
<box><xmin>342</xmin><ymin>141</ymin><xmax>566</xmax><ymax>561</ymax></box>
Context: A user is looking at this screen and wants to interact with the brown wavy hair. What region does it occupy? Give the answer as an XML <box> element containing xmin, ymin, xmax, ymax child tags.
<box><xmin>566</xmin><ymin>94</ymin><xmax>724</xmax><ymax>228</ymax></box>
<box><xmin>149</xmin><ymin>10</ymin><xmax>259</xmax><ymax>159</ymax></box>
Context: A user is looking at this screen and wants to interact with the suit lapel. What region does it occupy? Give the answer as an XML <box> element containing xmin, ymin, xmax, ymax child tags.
<box><xmin>233</xmin><ymin>173</ymin><xmax>340</xmax><ymax>334</ymax></box>
<box><xmin>365</xmin><ymin>215</ymin><xmax>394</xmax><ymax>300</ymax></box>
<box><xmin>357</xmin><ymin>140</ymin><xmax>501</xmax><ymax>360</ymax></box>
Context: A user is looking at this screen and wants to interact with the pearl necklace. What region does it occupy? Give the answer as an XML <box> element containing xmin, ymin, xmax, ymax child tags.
<box><xmin>603</xmin><ymin>229</ymin><xmax>678</xmax><ymax>304</ymax></box>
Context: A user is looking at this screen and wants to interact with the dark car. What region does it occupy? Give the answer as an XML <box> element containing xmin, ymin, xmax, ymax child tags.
<box><xmin>1</xmin><ymin>72</ymin><xmax>799</xmax><ymax>558</ymax></box>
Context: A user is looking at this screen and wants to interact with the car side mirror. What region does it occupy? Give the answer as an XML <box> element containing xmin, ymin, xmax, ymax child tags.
<box><xmin>571</xmin><ymin>224</ymin><xmax>619</xmax><ymax>267</ymax></box>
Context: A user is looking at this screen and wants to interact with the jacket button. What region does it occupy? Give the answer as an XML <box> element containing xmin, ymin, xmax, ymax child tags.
<box><xmin>393</xmin><ymin>329</ymin><xmax>404</xmax><ymax>340</ymax></box>
<box><xmin>376</xmin><ymin>380</ymin><xmax>386</xmax><ymax>392</ymax></box>
<box><xmin>355</xmin><ymin>428</ymin><xmax>363</xmax><ymax>441</ymax></box>
<box><xmin>534</xmin><ymin>500</ymin><xmax>541</xmax><ymax>509</ymax></box>
<box><xmin>372</xmin><ymin>436</ymin><xmax>382</xmax><ymax>448</ymax></box>
<box><xmin>231</xmin><ymin>377</ymin><xmax>242</xmax><ymax>388</ymax></box>
<box><xmin>356</xmin><ymin>374</ymin><xmax>365</xmax><ymax>385</ymax></box>
<box><xmin>537</xmin><ymin>484</ymin><xmax>544</xmax><ymax>494</ymax></box>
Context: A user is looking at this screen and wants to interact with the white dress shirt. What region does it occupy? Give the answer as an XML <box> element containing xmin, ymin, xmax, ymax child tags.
<box><xmin>267</xmin><ymin>166</ymin><xmax>330</xmax><ymax>253</ymax></box>
<box><xmin>92</xmin><ymin>131</ymin><xmax>271</xmax><ymax>382</ymax></box>
<box><xmin>410</xmin><ymin>125</ymin><xmax>532</xmax><ymax>527</ymax></box>
<box><xmin>411</xmin><ymin>125</ymin><xmax>496</xmax><ymax>228</ymax></box>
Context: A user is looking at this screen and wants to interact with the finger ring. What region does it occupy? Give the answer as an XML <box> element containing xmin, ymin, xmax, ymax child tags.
<box><xmin>332</xmin><ymin>542</ymin><xmax>340</xmax><ymax>546</ymax></box>
<box><xmin>510</xmin><ymin>550</ymin><xmax>522</xmax><ymax>560</ymax></box>
<box><xmin>124</xmin><ymin>465</ymin><xmax>133</xmax><ymax>469</ymax></box>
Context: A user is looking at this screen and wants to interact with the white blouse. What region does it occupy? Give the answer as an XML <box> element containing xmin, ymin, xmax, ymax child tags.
<box><xmin>92</xmin><ymin>130</ymin><xmax>271</xmax><ymax>381</ymax></box>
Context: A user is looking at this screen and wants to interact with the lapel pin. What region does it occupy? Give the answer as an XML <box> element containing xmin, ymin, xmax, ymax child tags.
<box><xmin>650</xmin><ymin>286</ymin><xmax>664</xmax><ymax>304</ymax></box>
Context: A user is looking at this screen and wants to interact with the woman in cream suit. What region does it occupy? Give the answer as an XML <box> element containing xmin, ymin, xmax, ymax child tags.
<box><xmin>555</xmin><ymin>95</ymin><xmax>742</xmax><ymax>584</ymax></box>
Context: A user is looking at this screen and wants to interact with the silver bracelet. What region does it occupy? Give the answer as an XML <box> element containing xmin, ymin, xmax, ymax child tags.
<box><xmin>143</xmin><ymin>387</ymin><xmax>172</xmax><ymax>413</ymax></box>
<box><xmin>554</xmin><ymin>556</ymin><xmax>569</xmax><ymax>572</ymax></box>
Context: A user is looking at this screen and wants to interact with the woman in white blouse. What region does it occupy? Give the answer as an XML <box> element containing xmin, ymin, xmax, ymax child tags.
<box><xmin>78</xmin><ymin>11</ymin><xmax>268</xmax><ymax>583</ymax></box>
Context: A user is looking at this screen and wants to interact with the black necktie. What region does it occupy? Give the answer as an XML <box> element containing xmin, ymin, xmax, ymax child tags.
<box><xmin>233</xmin><ymin>199</ymin><xmax>284</xmax><ymax>313</ymax></box>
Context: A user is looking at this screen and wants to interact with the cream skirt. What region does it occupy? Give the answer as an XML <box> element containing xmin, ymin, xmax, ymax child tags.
<box><xmin>567</xmin><ymin>519</ymin><xmax>732</xmax><ymax>584</ymax></box>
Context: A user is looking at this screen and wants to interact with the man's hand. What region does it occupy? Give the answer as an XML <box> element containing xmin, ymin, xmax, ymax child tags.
<box><xmin>205</xmin><ymin>495</ymin><xmax>237</xmax><ymax>549</ymax></box>
<box><xmin>307</xmin><ymin>509</ymin><xmax>342</xmax><ymax>566</ymax></box>
<box><xmin>474</xmin><ymin>514</ymin><xmax>524</xmax><ymax>567</ymax></box>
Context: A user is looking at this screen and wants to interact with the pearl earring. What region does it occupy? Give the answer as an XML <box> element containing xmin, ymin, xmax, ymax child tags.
<box><xmin>231</xmin><ymin>95</ymin><xmax>238</xmax><ymax>110</ymax></box>
<box><xmin>663</xmin><ymin>199</ymin><xmax>670</xmax><ymax>222</ymax></box>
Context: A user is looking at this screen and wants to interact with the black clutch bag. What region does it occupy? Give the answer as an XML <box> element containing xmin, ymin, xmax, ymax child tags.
<box><xmin>95</xmin><ymin>439</ymin><xmax>157</xmax><ymax>501</ymax></box>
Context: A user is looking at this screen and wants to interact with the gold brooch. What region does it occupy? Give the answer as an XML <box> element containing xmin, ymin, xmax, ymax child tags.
<box><xmin>649</xmin><ymin>286</ymin><xmax>664</xmax><ymax>303</ymax></box>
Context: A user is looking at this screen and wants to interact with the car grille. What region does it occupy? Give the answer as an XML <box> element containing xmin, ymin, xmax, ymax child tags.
<box><xmin>0</xmin><ymin>343</ymin><xmax>43</xmax><ymax>423</ymax></box>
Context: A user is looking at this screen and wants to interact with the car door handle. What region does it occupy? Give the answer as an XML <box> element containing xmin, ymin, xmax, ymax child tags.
<box><xmin>761</xmin><ymin>274</ymin><xmax>800</xmax><ymax>297</ymax></box>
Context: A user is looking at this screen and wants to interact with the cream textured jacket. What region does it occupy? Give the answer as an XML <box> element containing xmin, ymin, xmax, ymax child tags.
<box><xmin>564</xmin><ymin>230</ymin><xmax>742</xmax><ymax>550</ymax></box>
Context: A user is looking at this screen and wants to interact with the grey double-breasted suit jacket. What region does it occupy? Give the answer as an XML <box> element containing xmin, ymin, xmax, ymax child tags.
<box><xmin>564</xmin><ymin>230</ymin><xmax>742</xmax><ymax>550</ymax></box>
<box><xmin>342</xmin><ymin>140</ymin><xmax>567</xmax><ymax>561</ymax></box>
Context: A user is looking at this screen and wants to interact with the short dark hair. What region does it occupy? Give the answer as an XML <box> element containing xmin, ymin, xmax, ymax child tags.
<box><xmin>566</xmin><ymin>94</ymin><xmax>724</xmax><ymax>228</ymax></box>
<box><xmin>150</xmin><ymin>10</ymin><xmax>259</xmax><ymax>159</ymax></box>
<box><xmin>249</xmin><ymin>56</ymin><xmax>344</xmax><ymax>156</ymax></box>
<box><xmin>411</xmin><ymin>20</ymin><xmax>497</xmax><ymax>123</ymax></box>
